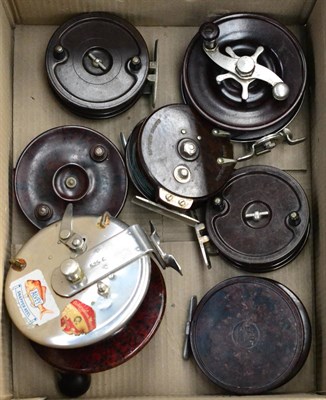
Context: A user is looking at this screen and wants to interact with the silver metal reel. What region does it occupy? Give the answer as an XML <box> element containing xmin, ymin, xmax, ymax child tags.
<box><xmin>5</xmin><ymin>204</ymin><xmax>181</xmax><ymax>349</ymax></box>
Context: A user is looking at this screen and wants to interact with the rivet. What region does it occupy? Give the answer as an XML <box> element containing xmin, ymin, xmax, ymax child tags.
<box><xmin>178</xmin><ymin>199</ymin><xmax>186</xmax><ymax>207</ymax></box>
<box><xmin>60</xmin><ymin>229</ymin><xmax>71</xmax><ymax>240</ymax></box>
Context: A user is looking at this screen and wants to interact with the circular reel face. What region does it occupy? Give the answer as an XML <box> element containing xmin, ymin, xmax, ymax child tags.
<box><xmin>46</xmin><ymin>12</ymin><xmax>149</xmax><ymax>118</ymax></box>
<box><xmin>190</xmin><ymin>276</ymin><xmax>311</xmax><ymax>395</ymax></box>
<box><xmin>15</xmin><ymin>126</ymin><xmax>128</xmax><ymax>229</ymax></box>
<box><xmin>126</xmin><ymin>104</ymin><xmax>234</xmax><ymax>209</ymax></box>
<box><xmin>182</xmin><ymin>13</ymin><xmax>307</xmax><ymax>141</ymax></box>
<box><xmin>205</xmin><ymin>165</ymin><xmax>310</xmax><ymax>272</ymax></box>
<box><xmin>30</xmin><ymin>263</ymin><xmax>165</xmax><ymax>373</ymax></box>
<box><xmin>5</xmin><ymin>215</ymin><xmax>151</xmax><ymax>349</ymax></box>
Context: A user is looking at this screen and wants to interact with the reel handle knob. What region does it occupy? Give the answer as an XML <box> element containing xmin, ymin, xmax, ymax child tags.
<box><xmin>56</xmin><ymin>372</ymin><xmax>91</xmax><ymax>398</ymax></box>
<box><xmin>200</xmin><ymin>22</ymin><xmax>219</xmax><ymax>49</ymax></box>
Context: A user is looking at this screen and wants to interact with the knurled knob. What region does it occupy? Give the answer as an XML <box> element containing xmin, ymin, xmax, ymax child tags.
<box><xmin>60</xmin><ymin>259</ymin><xmax>84</xmax><ymax>283</ymax></box>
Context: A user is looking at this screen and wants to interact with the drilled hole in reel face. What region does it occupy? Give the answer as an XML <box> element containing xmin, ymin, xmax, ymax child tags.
<box><xmin>45</xmin><ymin>12</ymin><xmax>149</xmax><ymax>119</ymax></box>
<box><xmin>205</xmin><ymin>165</ymin><xmax>310</xmax><ymax>272</ymax></box>
<box><xmin>182</xmin><ymin>13</ymin><xmax>307</xmax><ymax>141</ymax></box>
<box><xmin>125</xmin><ymin>104</ymin><xmax>234</xmax><ymax>209</ymax></box>
<box><xmin>14</xmin><ymin>126</ymin><xmax>128</xmax><ymax>229</ymax></box>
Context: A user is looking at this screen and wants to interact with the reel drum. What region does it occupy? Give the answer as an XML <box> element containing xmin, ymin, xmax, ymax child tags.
<box><xmin>14</xmin><ymin>125</ymin><xmax>128</xmax><ymax>229</ymax></box>
<box><xmin>188</xmin><ymin>277</ymin><xmax>311</xmax><ymax>394</ymax></box>
<box><xmin>205</xmin><ymin>165</ymin><xmax>310</xmax><ymax>272</ymax></box>
<box><xmin>46</xmin><ymin>12</ymin><xmax>150</xmax><ymax>118</ymax></box>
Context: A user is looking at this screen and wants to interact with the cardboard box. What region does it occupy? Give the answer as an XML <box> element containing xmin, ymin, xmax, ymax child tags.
<box><xmin>0</xmin><ymin>0</ymin><xmax>325</xmax><ymax>398</ymax></box>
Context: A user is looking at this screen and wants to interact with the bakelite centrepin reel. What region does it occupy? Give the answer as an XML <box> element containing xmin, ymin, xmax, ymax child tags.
<box><xmin>124</xmin><ymin>104</ymin><xmax>234</xmax><ymax>210</ymax></box>
<box><xmin>46</xmin><ymin>12</ymin><xmax>157</xmax><ymax>118</ymax></box>
<box><xmin>204</xmin><ymin>165</ymin><xmax>310</xmax><ymax>272</ymax></box>
<box><xmin>14</xmin><ymin>126</ymin><xmax>128</xmax><ymax>229</ymax></box>
<box><xmin>5</xmin><ymin>205</ymin><xmax>182</xmax><ymax>396</ymax></box>
<box><xmin>183</xmin><ymin>277</ymin><xmax>311</xmax><ymax>395</ymax></box>
<box><xmin>182</xmin><ymin>13</ymin><xmax>307</xmax><ymax>160</ymax></box>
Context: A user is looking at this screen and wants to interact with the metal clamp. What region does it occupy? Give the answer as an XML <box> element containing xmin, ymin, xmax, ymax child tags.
<box><xmin>132</xmin><ymin>196</ymin><xmax>212</xmax><ymax>269</ymax></box>
<box><xmin>142</xmin><ymin>39</ymin><xmax>159</xmax><ymax>108</ymax></box>
<box><xmin>203</xmin><ymin>42</ymin><xmax>289</xmax><ymax>101</ymax></box>
<box><xmin>217</xmin><ymin>128</ymin><xmax>306</xmax><ymax>166</ymax></box>
<box><xmin>183</xmin><ymin>295</ymin><xmax>197</xmax><ymax>360</ymax></box>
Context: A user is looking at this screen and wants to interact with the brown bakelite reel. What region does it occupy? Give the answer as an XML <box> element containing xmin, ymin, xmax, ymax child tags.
<box><xmin>182</xmin><ymin>13</ymin><xmax>307</xmax><ymax>141</ymax></box>
<box><xmin>205</xmin><ymin>165</ymin><xmax>310</xmax><ymax>272</ymax></box>
<box><xmin>125</xmin><ymin>104</ymin><xmax>234</xmax><ymax>210</ymax></box>
<box><xmin>14</xmin><ymin>125</ymin><xmax>128</xmax><ymax>228</ymax></box>
<box><xmin>189</xmin><ymin>276</ymin><xmax>311</xmax><ymax>394</ymax></box>
<box><xmin>46</xmin><ymin>12</ymin><xmax>150</xmax><ymax>118</ymax></box>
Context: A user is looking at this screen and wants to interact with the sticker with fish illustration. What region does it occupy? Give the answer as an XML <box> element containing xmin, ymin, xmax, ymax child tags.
<box><xmin>61</xmin><ymin>299</ymin><xmax>96</xmax><ymax>336</ymax></box>
<box><xmin>9</xmin><ymin>269</ymin><xmax>60</xmax><ymax>326</ymax></box>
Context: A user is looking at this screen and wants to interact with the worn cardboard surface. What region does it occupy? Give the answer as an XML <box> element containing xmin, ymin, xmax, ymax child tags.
<box><xmin>6</xmin><ymin>0</ymin><xmax>317</xmax><ymax>26</ymax></box>
<box><xmin>1</xmin><ymin>0</ymin><xmax>325</xmax><ymax>398</ymax></box>
<box><xmin>307</xmin><ymin>0</ymin><xmax>326</xmax><ymax>393</ymax></box>
<box><xmin>0</xmin><ymin>1</ymin><xmax>14</xmax><ymax>399</ymax></box>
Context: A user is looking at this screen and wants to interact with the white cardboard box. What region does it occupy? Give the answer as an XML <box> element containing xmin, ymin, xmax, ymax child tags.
<box><xmin>0</xmin><ymin>0</ymin><xmax>325</xmax><ymax>398</ymax></box>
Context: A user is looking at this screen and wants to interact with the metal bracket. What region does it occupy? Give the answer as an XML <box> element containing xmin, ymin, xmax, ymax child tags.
<box><xmin>217</xmin><ymin>128</ymin><xmax>306</xmax><ymax>166</ymax></box>
<box><xmin>143</xmin><ymin>39</ymin><xmax>159</xmax><ymax>108</ymax></box>
<box><xmin>158</xmin><ymin>188</ymin><xmax>193</xmax><ymax>209</ymax></box>
<box><xmin>132</xmin><ymin>196</ymin><xmax>212</xmax><ymax>269</ymax></box>
<box><xmin>52</xmin><ymin>222</ymin><xmax>182</xmax><ymax>297</ymax></box>
<box><xmin>203</xmin><ymin>44</ymin><xmax>289</xmax><ymax>101</ymax></box>
<box><xmin>183</xmin><ymin>295</ymin><xmax>197</xmax><ymax>360</ymax></box>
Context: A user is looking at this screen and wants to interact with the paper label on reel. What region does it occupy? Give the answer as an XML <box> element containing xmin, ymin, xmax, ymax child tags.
<box><xmin>10</xmin><ymin>269</ymin><xmax>60</xmax><ymax>326</ymax></box>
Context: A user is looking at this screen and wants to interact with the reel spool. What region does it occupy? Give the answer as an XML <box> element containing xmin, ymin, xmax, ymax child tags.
<box><xmin>205</xmin><ymin>165</ymin><xmax>310</xmax><ymax>272</ymax></box>
<box><xmin>182</xmin><ymin>13</ymin><xmax>307</xmax><ymax>142</ymax></box>
<box><xmin>14</xmin><ymin>125</ymin><xmax>128</xmax><ymax>229</ymax></box>
<box><xmin>5</xmin><ymin>206</ymin><xmax>181</xmax><ymax>395</ymax></box>
<box><xmin>46</xmin><ymin>12</ymin><xmax>153</xmax><ymax>118</ymax></box>
<box><xmin>186</xmin><ymin>276</ymin><xmax>311</xmax><ymax>395</ymax></box>
<box><xmin>125</xmin><ymin>104</ymin><xmax>234</xmax><ymax>210</ymax></box>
